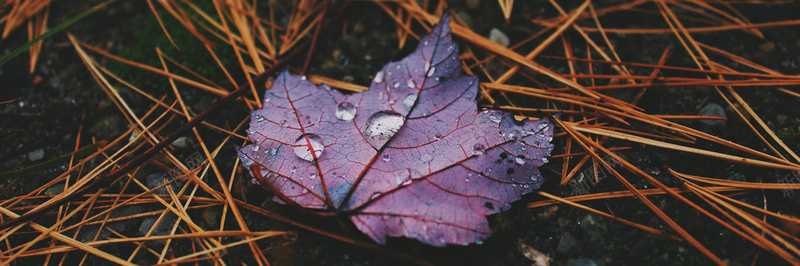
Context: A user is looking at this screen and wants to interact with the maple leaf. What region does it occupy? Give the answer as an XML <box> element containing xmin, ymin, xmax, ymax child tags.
<box><xmin>237</xmin><ymin>13</ymin><xmax>554</xmax><ymax>247</ymax></box>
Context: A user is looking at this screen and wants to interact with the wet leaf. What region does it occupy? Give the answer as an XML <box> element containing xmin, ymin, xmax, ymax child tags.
<box><xmin>237</xmin><ymin>13</ymin><xmax>554</xmax><ymax>246</ymax></box>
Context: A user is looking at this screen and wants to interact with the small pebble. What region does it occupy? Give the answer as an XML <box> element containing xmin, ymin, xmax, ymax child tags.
<box><xmin>489</xmin><ymin>28</ymin><xmax>510</xmax><ymax>47</ymax></box>
<box><xmin>728</xmin><ymin>172</ymin><xmax>746</xmax><ymax>182</ymax></box>
<box><xmin>699</xmin><ymin>103</ymin><xmax>727</xmax><ymax>129</ymax></box>
<box><xmin>557</xmin><ymin>232</ymin><xmax>577</xmax><ymax>254</ymax></box>
<box><xmin>466</xmin><ymin>0</ymin><xmax>480</xmax><ymax>9</ymax></box>
<box><xmin>172</xmin><ymin>136</ymin><xmax>188</xmax><ymax>148</ymax></box>
<box><xmin>28</xmin><ymin>148</ymin><xmax>45</xmax><ymax>161</ymax></box>
<box><xmin>566</xmin><ymin>258</ymin><xmax>605</xmax><ymax>266</ymax></box>
<box><xmin>777</xmin><ymin>114</ymin><xmax>788</xmax><ymax>125</ymax></box>
<box><xmin>45</xmin><ymin>184</ymin><xmax>64</xmax><ymax>196</ymax></box>
<box><xmin>759</xmin><ymin>42</ymin><xmax>775</xmax><ymax>53</ymax></box>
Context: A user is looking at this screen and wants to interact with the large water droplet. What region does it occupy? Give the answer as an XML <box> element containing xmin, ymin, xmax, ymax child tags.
<box><xmin>424</xmin><ymin>62</ymin><xmax>431</xmax><ymax>72</ymax></box>
<box><xmin>309</xmin><ymin>173</ymin><xmax>316</xmax><ymax>179</ymax></box>
<box><xmin>363</xmin><ymin>111</ymin><xmax>404</xmax><ymax>149</ymax></box>
<box><xmin>251</xmin><ymin>145</ymin><xmax>260</xmax><ymax>152</ymax></box>
<box><xmin>382</xmin><ymin>154</ymin><xmax>390</xmax><ymax>162</ymax></box>
<box><xmin>402</xmin><ymin>93</ymin><xmax>417</xmax><ymax>109</ymax></box>
<box><xmin>472</xmin><ymin>144</ymin><xmax>485</xmax><ymax>155</ymax></box>
<box><xmin>515</xmin><ymin>157</ymin><xmax>525</xmax><ymax>165</ymax></box>
<box><xmin>253</xmin><ymin>114</ymin><xmax>265</xmax><ymax>121</ymax></box>
<box><xmin>293</xmin><ymin>133</ymin><xmax>324</xmax><ymax>161</ymax></box>
<box><xmin>393</xmin><ymin>82</ymin><xmax>400</xmax><ymax>89</ymax></box>
<box><xmin>373</xmin><ymin>71</ymin><xmax>384</xmax><ymax>83</ymax></box>
<box><xmin>335</xmin><ymin>102</ymin><xmax>356</xmax><ymax>121</ymax></box>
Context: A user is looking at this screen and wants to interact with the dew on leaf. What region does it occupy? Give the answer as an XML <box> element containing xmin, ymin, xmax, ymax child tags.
<box><xmin>489</xmin><ymin>113</ymin><xmax>502</xmax><ymax>123</ymax></box>
<box><xmin>309</xmin><ymin>173</ymin><xmax>316</xmax><ymax>179</ymax></box>
<box><xmin>373</xmin><ymin>71</ymin><xmax>384</xmax><ymax>83</ymax></box>
<box><xmin>335</xmin><ymin>102</ymin><xmax>357</xmax><ymax>121</ymax></box>
<box><xmin>293</xmin><ymin>133</ymin><xmax>324</xmax><ymax>161</ymax></box>
<box><xmin>515</xmin><ymin>157</ymin><xmax>525</xmax><ymax>165</ymax></box>
<box><xmin>427</xmin><ymin>66</ymin><xmax>436</xmax><ymax>77</ymax></box>
<box><xmin>382</xmin><ymin>154</ymin><xmax>390</xmax><ymax>162</ymax></box>
<box><xmin>402</xmin><ymin>93</ymin><xmax>417</xmax><ymax>109</ymax></box>
<box><xmin>363</xmin><ymin>110</ymin><xmax>404</xmax><ymax>149</ymax></box>
<box><xmin>407</xmin><ymin>79</ymin><xmax>416</xmax><ymax>88</ymax></box>
<box><xmin>472</xmin><ymin>143</ymin><xmax>485</xmax><ymax>155</ymax></box>
<box><xmin>393</xmin><ymin>82</ymin><xmax>400</xmax><ymax>88</ymax></box>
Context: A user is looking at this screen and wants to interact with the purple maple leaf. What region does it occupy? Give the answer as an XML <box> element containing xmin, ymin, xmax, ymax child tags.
<box><xmin>237</xmin><ymin>13</ymin><xmax>554</xmax><ymax>247</ymax></box>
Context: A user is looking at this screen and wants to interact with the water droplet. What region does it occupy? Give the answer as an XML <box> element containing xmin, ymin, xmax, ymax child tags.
<box><xmin>363</xmin><ymin>111</ymin><xmax>404</xmax><ymax>149</ymax></box>
<box><xmin>401</xmin><ymin>179</ymin><xmax>413</xmax><ymax>186</ymax></box>
<box><xmin>251</xmin><ymin>145</ymin><xmax>260</xmax><ymax>152</ymax></box>
<box><xmin>253</xmin><ymin>114</ymin><xmax>265</xmax><ymax>121</ymax></box>
<box><xmin>465</xmin><ymin>177</ymin><xmax>470</xmax><ymax>182</ymax></box>
<box><xmin>427</xmin><ymin>66</ymin><xmax>436</xmax><ymax>77</ymax></box>
<box><xmin>300</xmin><ymin>75</ymin><xmax>307</xmax><ymax>80</ymax></box>
<box><xmin>421</xmin><ymin>154</ymin><xmax>433</xmax><ymax>163</ymax></box>
<box><xmin>475</xmin><ymin>238</ymin><xmax>483</xmax><ymax>245</ymax></box>
<box><xmin>293</xmin><ymin>133</ymin><xmax>324</xmax><ymax>161</ymax></box>
<box><xmin>395</xmin><ymin>64</ymin><xmax>401</xmax><ymax>69</ymax></box>
<box><xmin>264</xmin><ymin>97</ymin><xmax>270</xmax><ymax>103</ymax></box>
<box><xmin>505</xmin><ymin>129</ymin><xmax>522</xmax><ymax>141</ymax></box>
<box><xmin>447</xmin><ymin>44</ymin><xmax>454</xmax><ymax>51</ymax></box>
<box><xmin>407</xmin><ymin>79</ymin><xmax>416</xmax><ymax>88</ymax></box>
<box><xmin>542</xmin><ymin>158</ymin><xmax>549</xmax><ymax>164</ymax></box>
<box><xmin>291</xmin><ymin>166</ymin><xmax>297</xmax><ymax>173</ymax></box>
<box><xmin>335</xmin><ymin>102</ymin><xmax>356</xmax><ymax>121</ymax></box>
<box><xmin>393</xmin><ymin>82</ymin><xmax>400</xmax><ymax>88</ymax></box>
<box><xmin>309</xmin><ymin>173</ymin><xmax>316</xmax><ymax>179</ymax></box>
<box><xmin>382</xmin><ymin>154</ymin><xmax>390</xmax><ymax>162</ymax></box>
<box><xmin>424</xmin><ymin>62</ymin><xmax>430</xmax><ymax>72</ymax></box>
<box><xmin>269</xmin><ymin>148</ymin><xmax>278</xmax><ymax>156</ymax></box>
<box><xmin>373</xmin><ymin>71</ymin><xmax>384</xmax><ymax>83</ymax></box>
<box><xmin>370</xmin><ymin>192</ymin><xmax>381</xmax><ymax>200</ymax></box>
<box><xmin>423</xmin><ymin>40</ymin><xmax>429</xmax><ymax>45</ymax></box>
<box><xmin>280</xmin><ymin>120</ymin><xmax>288</xmax><ymax>127</ymax></box>
<box><xmin>489</xmin><ymin>112</ymin><xmax>502</xmax><ymax>123</ymax></box>
<box><xmin>515</xmin><ymin>157</ymin><xmax>525</xmax><ymax>165</ymax></box>
<box><xmin>402</xmin><ymin>93</ymin><xmax>417</xmax><ymax>109</ymax></box>
<box><xmin>433</xmin><ymin>134</ymin><xmax>442</xmax><ymax>141</ymax></box>
<box><xmin>472</xmin><ymin>144</ymin><xmax>485</xmax><ymax>155</ymax></box>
